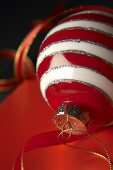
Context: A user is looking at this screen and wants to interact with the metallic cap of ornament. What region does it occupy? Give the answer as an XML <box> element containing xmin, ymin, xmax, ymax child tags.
<box><xmin>67</xmin><ymin>105</ymin><xmax>83</xmax><ymax>119</ymax></box>
<box><xmin>57</xmin><ymin>104</ymin><xmax>67</xmax><ymax>115</ymax></box>
<box><xmin>53</xmin><ymin>103</ymin><xmax>90</xmax><ymax>135</ymax></box>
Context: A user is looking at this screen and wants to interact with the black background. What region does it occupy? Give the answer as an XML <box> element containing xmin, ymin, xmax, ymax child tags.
<box><xmin>0</xmin><ymin>0</ymin><xmax>113</xmax><ymax>102</ymax></box>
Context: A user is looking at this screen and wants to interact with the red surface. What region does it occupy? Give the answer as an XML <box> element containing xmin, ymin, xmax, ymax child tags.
<box><xmin>0</xmin><ymin>79</ymin><xmax>56</xmax><ymax>170</ymax></box>
<box><xmin>23</xmin><ymin>126</ymin><xmax>113</xmax><ymax>170</ymax></box>
<box><xmin>0</xmin><ymin>79</ymin><xmax>113</xmax><ymax>170</ymax></box>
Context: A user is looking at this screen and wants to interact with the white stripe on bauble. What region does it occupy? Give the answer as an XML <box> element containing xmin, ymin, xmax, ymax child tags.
<box><xmin>45</xmin><ymin>20</ymin><xmax>113</xmax><ymax>39</ymax></box>
<box><xmin>40</xmin><ymin>66</ymin><xmax>113</xmax><ymax>102</ymax></box>
<box><xmin>66</xmin><ymin>10</ymin><xmax>113</xmax><ymax>19</ymax></box>
<box><xmin>36</xmin><ymin>41</ymin><xmax>113</xmax><ymax>68</ymax></box>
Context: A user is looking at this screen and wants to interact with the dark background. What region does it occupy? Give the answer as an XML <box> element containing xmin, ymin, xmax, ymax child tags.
<box><xmin>0</xmin><ymin>0</ymin><xmax>113</xmax><ymax>102</ymax></box>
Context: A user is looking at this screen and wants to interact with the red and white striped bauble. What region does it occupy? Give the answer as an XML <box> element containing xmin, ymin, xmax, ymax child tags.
<box><xmin>36</xmin><ymin>6</ymin><xmax>113</xmax><ymax>132</ymax></box>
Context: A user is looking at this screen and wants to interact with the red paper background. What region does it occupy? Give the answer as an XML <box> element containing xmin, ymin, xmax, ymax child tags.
<box><xmin>0</xmin><ymin>79</ymin><xmax>56</xmax><ymax>169</ymax></box>
<box><xmin>0</xmin><ymin>79</ymin><xmax>113</xmax><ymax>170</ymax></box>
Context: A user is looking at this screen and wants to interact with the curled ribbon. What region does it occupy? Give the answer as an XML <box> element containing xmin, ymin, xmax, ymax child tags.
<box><xmin>0</xmin><ymin>50</ymin><xmax>35</xmax><ymax>92</ymax></box>
<box><xmin>0</xmin><ymin>50</ymin><xmax>19</xmax><ymax>91</ymax></box>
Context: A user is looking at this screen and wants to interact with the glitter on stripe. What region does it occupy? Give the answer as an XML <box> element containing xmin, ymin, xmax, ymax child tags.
<box><xmin>40</xmin><ymin>66</ymin><xmax>113</xmax><ymax>102</ymax></box>
<box><xmin>45</xmin><ymin>20</ymin><xmax>113</xmax><ymax>39</ymax></box>
<box><xmin>36</xmin><ymin>40</ymin><xmax>113</xmax><ymax>68</ymax></box>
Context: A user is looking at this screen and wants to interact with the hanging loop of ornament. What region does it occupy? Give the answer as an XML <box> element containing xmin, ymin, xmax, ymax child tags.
<box><xmin>57</xmin><ymin>128</ymin><xmax>112</xmax><ymax>170</ymax></box>
<box><xmin>55</xmin><ymin>104</ymin><xmax>112</xmax><ymax>170</ymax></box>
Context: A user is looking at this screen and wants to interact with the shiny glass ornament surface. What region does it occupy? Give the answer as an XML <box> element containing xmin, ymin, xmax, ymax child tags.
<box><xmin>36</xmin><ymin>6</ymin><xmax>113</xmax><ymax>132</ymax></box>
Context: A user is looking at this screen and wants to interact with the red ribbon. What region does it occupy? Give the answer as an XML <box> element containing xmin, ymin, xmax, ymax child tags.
<box><xmin>0</xmin><ymin>50</ymin><xmax>19</xmax><ymax>91</ymax></box>
<box><xmin>0</xmin><ymin>50</ymin><xmax>35</xmax><ymax>92</ymax></box>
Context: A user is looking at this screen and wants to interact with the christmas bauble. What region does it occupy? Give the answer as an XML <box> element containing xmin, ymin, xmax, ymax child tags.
<box><xmin>36</xmin><ymin>6</ymin><xmax>113</xmax><ymax>134</ymax></box>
